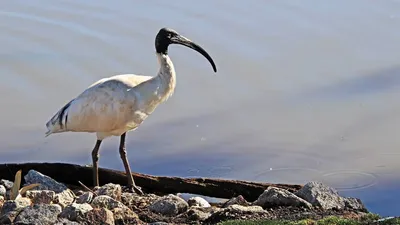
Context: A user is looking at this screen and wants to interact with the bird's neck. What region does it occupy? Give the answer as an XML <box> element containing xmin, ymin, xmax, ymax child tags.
<box><xmin>156</xmin><ymin>53</ymin><xmax>176</xmax><ymax>100</ymax></box>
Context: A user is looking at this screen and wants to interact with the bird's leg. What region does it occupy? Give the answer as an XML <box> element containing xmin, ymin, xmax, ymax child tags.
<box><xmin>91</xmin><ymin>140</ymin><xmax>102</xmax><ymax>187</ymax></box>
<box><xmin>119</xmin><ymin>133</ymin><xmax>144</xmax><ymax>195</ymax></box>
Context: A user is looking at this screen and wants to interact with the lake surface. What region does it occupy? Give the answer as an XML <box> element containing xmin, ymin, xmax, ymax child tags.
<box><xmin>1</xmin><ymin>0</ymin><xmax>399</xmax><ymax>216</ymax></box>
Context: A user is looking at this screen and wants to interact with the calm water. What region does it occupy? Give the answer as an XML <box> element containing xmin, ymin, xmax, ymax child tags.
<box><xmin>1</xmin><ymin>0</ymin><xmax>400</xmax><ymax>216</ymax></box>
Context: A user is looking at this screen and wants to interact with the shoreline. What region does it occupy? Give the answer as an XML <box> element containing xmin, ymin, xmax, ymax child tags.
<box><xmin>0</xmin><ymin>162</ymin><xmax>397</xmax><ymax>224</ymax></box>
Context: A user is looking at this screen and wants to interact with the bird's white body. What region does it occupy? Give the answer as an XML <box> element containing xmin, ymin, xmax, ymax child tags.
<box><xmin>44</xmin><ymin>27</ymin><xmax>216</xmax><ymax>192</ymax></box>
<box><xmin>45</xmin><ymin>53</ymin><xmax>176</xmax><ymax>140</ymax></box>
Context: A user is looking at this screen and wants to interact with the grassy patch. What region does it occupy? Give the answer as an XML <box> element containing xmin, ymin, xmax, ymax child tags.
<box><xmin>218</xmin><ymin>213</ymin><xmax>400</xmax><ymax>225</ymax></box>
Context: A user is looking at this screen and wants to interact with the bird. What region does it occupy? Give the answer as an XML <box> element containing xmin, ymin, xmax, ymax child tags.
<box><xmin>44</xmin><ymin>27</ymin><xmax>217</xmax><ymax>194</ymax></box>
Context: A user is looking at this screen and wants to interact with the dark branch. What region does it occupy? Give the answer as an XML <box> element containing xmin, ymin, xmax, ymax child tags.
<box><xmin>0</xmin><ymin>162</ymin><xmax>302</xmax><ymax>202</ymax></box>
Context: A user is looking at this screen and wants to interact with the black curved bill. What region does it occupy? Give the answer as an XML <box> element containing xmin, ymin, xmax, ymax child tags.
<box><xmin>171</xmin><ymin>35</ymin><xmax>217</xmax><ymax>73</ymax></box>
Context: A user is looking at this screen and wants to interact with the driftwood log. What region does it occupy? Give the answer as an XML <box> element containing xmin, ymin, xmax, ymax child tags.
<box><xmin>0</xmin><ymin>162</ymin><xmax>302</xmax><ymax>202</ymax></box>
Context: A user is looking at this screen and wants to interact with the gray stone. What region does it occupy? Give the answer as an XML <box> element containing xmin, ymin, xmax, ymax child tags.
<box><xmin>74</xmin><ymin>190</ymin><xmax>85</xmax><ymax>196</ymax></box>
<box><xmin>187</xmin><ymin>196</ymin><xmax>211</xmax><ymax>208</ymax></box>
<box><xmin>206</xmin><ymin>204</ymin><xmax>268</xmax><ymax>223</ymax></box>
<box><xmin>0</xmin><ymin>179</ymin><xmax>13</xmax><ymax>190</ymax></box>
<box><xmin>187</xmin><ymin>207</ymin><xmax>212</xmax><ymax>221</ymax></box>
<box><xmin>254</xmin><ymin>186</ymin><xmax>312</xmax><ymax>209</ymax></box>
<box><xmin>59</xmin><ymin>203</ymin><xmax>93</xmax><ymax>221</ymax></box>
<box><xmin>24</xmin><ymin>169</ymin><xmax>67</xmax><ymax>193</ymax></box>
<box><xmin>0</xmin><ymin>185</ymin><xmax>6</xmax><ymax>197</ymax></box>
<box><xmin>4</xmin><ymin>190</ymin><xmax>11</xmax><ymax>200</ymax></box>
<box><xmin>344</xmin><ymin>197</ymin><xmax>367</xmax><ymax>211</ymax></box>
<box><xmin>25</xmin><ymin>190</ymin><xmax>55</xmax><ymax>204</ymax></box>
<box><xmin>91</xmin><ymin>195</ymin><xmax>127</xmax><ymax>210</ymax></box>
<box><xmin>76</xmin><ymin>191</ymin><xmax>94</xmax><ymax>204</ymax></box>
<box><xmin>222</xmin><ymin>195</ymin><xmax>248</xmax><ymax>207</ymax></box>
<box><xmin>54</xmin><ymin>218</ymin><xmax>80</xmax><ymax>225</ymax></box>
<box><xmin>0</xmin><ymin>211</ymin><xmax>19</xmax><ymax>224</ymax></box>
<box><xmin>121</xmin><ymin>192</ymin><xmax>159</xmax><ymax>209</ymax></box>
<box><xmin>14</xmin><ymin>204</ymin><xmax>62</xmax><ymax>225</ymax></box>
<box><xmin>96</xmin><ymin>183</ymin><xmax>122</xmax><ymax>201</ymax></box>
<box><xmin>149</xmin><ymin>222</ymin><xmax>169</xmax><ymax>225</ymax></box>
<box><xmin>55</xmin><ymin>189</ymin><xmax>75</xmax><ymax>208</ymax></box>
<box><xmin>1</xmin><ymin>198</ymin><xmax>31</xmax><ymax>216</ymax></box>
<box><xmin>92</xmin><ymin>186</ymin><xmax>100</xmax><ymax>192</ymax></box>
<box><xmin>226</xmin><ymin>204</ymin><xmax>265</xmax><ymax>213</ymax></box>
<box><xmin>295</xmin><ymin>181</ymin><xmax>345</xmax><ymax>210</ymax></box>
<box><xmin>77</xmin><ymin>208</ymin><xmax>115</xmax><ymax>225</ymax></box>
<box><xmin>111</xmin><ymin>207</ymin><xmax>140</xmax><ymax>225</ymax></box>
<box><xmin>149</xmin><ymin>194</ymin><xmax>189</xmax><ymax>216</ymax></box>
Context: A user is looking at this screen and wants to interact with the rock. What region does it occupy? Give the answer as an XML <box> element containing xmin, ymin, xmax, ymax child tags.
<box><xmin>0</xmin><ymin>180</ymin><xmax>13</xmax><ymax>190</ymax></box>
<box><xmin>59</xmin><ymin>203</ymin><xmax>93</xmax><ymax>221</ymax></box>
<box><xmin>222</xmin><ymin>195</ymin><xmax>249</xmax><ymax>207</ymax></box>
<box><xmin>0</xmin><ymin>211</ymin><xmax>19</xmax><ymax>224</ymax></box>
<box><xmin>206</xmin><ymin>204</ymin><xmax>268</xmax><ymax>224</ymax></box>
<box><xmin>78</xmin><ymin>208</ymin><xmax>115</xmax><ymax>225</ymax></box>
<box><xmin>111</xmin><ymin>207</ymin><xmax>140</xmax><ymax>225</ymax></box>
<box><xmin>121</xmin><ymin>193</ymin><xmax>159</xmax><ymax>210</ymax></box>
<box><xmin>96</xmin><ymin>183</ymin><xmax>122</xmax><ymax>201</ymax></box>
<box><xmin>25</xmin><ymin>190</ymin><xmax>55</xmax><ymax>204</ymax></box>
<box><xmin>1</xmin><ymin>180</ymin><xmax>14</xmax><ymax>200</ymax></box>
<box><xmin>226</xmin><ymin>204</ymin><xmax>265</xmax><ymax>213</ymax></box>
<box><xmin>0</xmin><ymin>196</ymin><xmax>4</xmax><ymax>208</ymax></box>
<box><xmin>149</xmin><ymin>194</ymin><xmax>189</xmax><ymax>216</ymax></box>
<box><xmin>92</xmin><ymin>195</ymin><xmax>127</xmax><ymax>210</ymax></box>
<box><xmin>149</xmin><ymin>223</ymin><xmax>169</xmax><ymax>225</ymax></box>
<box><xmin>254</xmin><ymin>186</ymin><xmax>312</xmax><ymax>209</ymax></box>
<box><xmin>1</xmin><ymin>197</ymin><xmax>31</xmax><ymax>216</ymax></box>
<box><xmin>74</xmin><ymin>190</ymin><xmax>85</xmax><ymax>196</ymax></box>
<box><xmin>187</xmin><ymin>207</ymin><xmax>212</xmax><ymax>221</ymax></box>
<box><xmin>54</xmin><ymin>218</ymin><xmax>80</xmax><ymax>225</ymax></box>
<box><xmin>55</xmin><ymin>189</ymin><xmax>75</xmax><ymax>208</ymax></box>
<box><xmin>4</xmin><ymin>190</ymin><xmax>11</xmax><ymax>200</ymax></box>
<box><xmin>0</xmin><ymin>198</ymin><xmax>31</xmax><ymax>224</ymax></box>
<box><xmin>92</xmin><ymin>185</ymin><xmax>100</xmax><ymax>191</ymax></box>
<box><xmin>295</xmin><ymin>181</ymin><xmax>345</xmax><ymax>210</ymax></box>
<box><xmin>0</xmin><ymin>185</ymin><xmax>6</xmax><ymax>197</ymax></box>
<box><xmin>14</xmin><ymin>204</ymin><xmax>62</xmax><ymax>225</ymax></box>
<box><xmin>76</xmin><ymin>191</ymin><xmax>94</xmax><ymax>204</ymax></box>
<box><xmin>187</xmin><ymin>196</ymin><xmax>211</xmax><ymax>208</ymax></box>
<box><xmin>24</xmin><ymin>170</ymin><xmax>67</xmax><ymax>193</ymax></box>
<box><xmin>344</xmin><ymin>197</ymin><xmax>368</xmax><ymax>212</ymax></box>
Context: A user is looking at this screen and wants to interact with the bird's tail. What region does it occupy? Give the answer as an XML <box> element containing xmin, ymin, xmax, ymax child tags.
<box><xmin>45</xmin><ymin>127</ymin><xmax>52</xmax><ymax>137</ymax></box>
<box><xmin>45</xmin><ymin>120</ymin><xmax>57</xmax><ymax>137</ymax></box>
<box><xmin>45</xmin><ymin>100</ymin><xmax>73</xmax><ymax>137</ymax></box>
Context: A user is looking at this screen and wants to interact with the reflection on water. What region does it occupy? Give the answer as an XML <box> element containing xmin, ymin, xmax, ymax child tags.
<box><xmin>0</xmin><ymin>0</ymin><xmax>400</xmax><ymax>216</ymax></box>
<box><xmin>288</xmin><ymin>67</ymin><xmax>400</xmax><ymax>104</ymax></box>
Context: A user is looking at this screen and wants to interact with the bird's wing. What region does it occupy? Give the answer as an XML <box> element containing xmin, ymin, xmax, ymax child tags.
<box><xmin>45</xmin><ymin>74</ymin><xmax>153</xmax><ymax>136</ymax></box>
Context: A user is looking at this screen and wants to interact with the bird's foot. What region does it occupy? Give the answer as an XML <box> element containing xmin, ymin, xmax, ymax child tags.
<box><xmin>123</xmin><ymin>185</ymin><xmax>144</xmax><ymax>195</ymax></box>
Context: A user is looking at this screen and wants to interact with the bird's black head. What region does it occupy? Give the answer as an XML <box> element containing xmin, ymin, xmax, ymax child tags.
<box><xmin>155</xmin><ymin>27</ymin><xmax>217</xmax><ymax>73</ymax></box>
<box><xmin>155</xmin><ymin>28</ymin><xmax>178</xmax><ymax>55</ymax></box>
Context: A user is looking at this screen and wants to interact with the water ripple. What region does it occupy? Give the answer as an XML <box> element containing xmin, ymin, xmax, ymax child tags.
<box><xmin>321</xmin><ymin>170</ymin><xmax>378</xmax><ymax>191</ymax></box>
<box><xmin>253</xmin><ymin>167</ymin><xmax>323</xmax><ymax>184</ymax></box>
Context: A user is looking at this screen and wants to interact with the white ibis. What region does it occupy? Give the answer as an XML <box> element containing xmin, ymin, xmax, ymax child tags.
<box><xmin>45</xmin><ymin>27</ymin><xmax>217</xmax><ymax>194</ymax></box>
